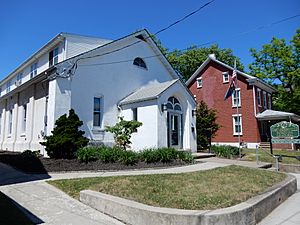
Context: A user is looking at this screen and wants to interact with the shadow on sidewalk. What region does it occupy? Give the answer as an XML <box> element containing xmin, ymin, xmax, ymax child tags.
<box><xmin>0</xmin><ymin>191</ymin><xmax>44</xmax><ymax>224</ymax></box>
<box><xmin>0</xmin><ymin>152</ymin><xmax>50</xmax><ymax>186</ymax></box>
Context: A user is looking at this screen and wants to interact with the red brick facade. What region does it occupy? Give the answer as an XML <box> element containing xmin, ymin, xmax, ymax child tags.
<box><xmin>187</xmin><ymin>59</ymin><xmax>273</xmax><ymax>147</ymax></box>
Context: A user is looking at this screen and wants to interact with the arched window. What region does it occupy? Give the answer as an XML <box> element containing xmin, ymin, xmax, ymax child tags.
<box><xmin>133</xmin><ymin>57</ymin><xmax>147</xmax><ymax>69</ymax></box>
<box><xmin>166</xmin><ymin>97</ymin><xmax>182</xmax><ymax>111</ymax></box>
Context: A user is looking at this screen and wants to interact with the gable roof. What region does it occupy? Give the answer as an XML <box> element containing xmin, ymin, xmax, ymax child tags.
<box><xmin>119</xmin><ymin>79</ymin><xmax>178</xmax><ymax>106</ymax></box>
<box><xmin>186</xmin><ymin>55</ymin><xmax>276</xmax><ymax>93</ymax></box>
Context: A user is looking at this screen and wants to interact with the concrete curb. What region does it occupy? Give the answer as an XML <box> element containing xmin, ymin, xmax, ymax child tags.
<box><xmin>80</xmin><ymin>174</ymin><xmax>297</xmax><ymax>225</ymax></box>
<box><xmin>279</xmin><ymin>163</ymin><xmax>300</xmax><ymax>173</ymax></box>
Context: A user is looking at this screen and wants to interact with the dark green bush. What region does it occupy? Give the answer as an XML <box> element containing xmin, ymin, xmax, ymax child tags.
<box><xmin>41</xmin><ymin>109</ymin><xmax>89</xmax><ymax>159</ymax></box>
<box><xmin>76</xmin><ymin>147</ymin><xmax>100</xmax><ymax>163</ymax></box>
<box><xmin>98</xmin><ymin>147</ymin><xmax>123</xmax><ymax>163</ymax></box>
<box><xmin>120</xmin><ymin>150</ymin><xmax>138</xmax><ymax>165</ymax></box>
<box><xmin>139</xmin><ymin>148</ymin><xmax>161</xmax><ymax>163</ymax></box>
<box><xmin>177</xmin><ymin>151</ymin><xmax>194</xmax><ymax>163</ymax></box>
<box><xmin>157</xmin><ymin>147</ymin><xmax>178</xmax><ymax>163</ymax></box>
<box><xmin>211</xmin><ymin>145</ymin><xmax>239</xmax><ymax>158</ymax></box>
<box><xmin>21</xmin><ymin>150</ymin><xmax>41</xmax><ymax>158</ymax></box>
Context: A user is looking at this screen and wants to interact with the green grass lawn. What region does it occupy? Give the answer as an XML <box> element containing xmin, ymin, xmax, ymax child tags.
<box><xmin>48</xmin><ymin>165</ymin><xmax>286</xmax><ymax>210</ymax></box>
<box><xmin>0</xmin><ymin>192</ymin><xmax>34</xmax><ymax>225</ymax></box>
<box><xmin>243</xmin><ymin>148</ymin><xmax>300</xmax><ymax>164</ymax></box>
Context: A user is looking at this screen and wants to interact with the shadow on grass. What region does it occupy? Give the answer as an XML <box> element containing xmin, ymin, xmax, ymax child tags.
<box><xmin>0</xmin><ymin>191</ymin><xmax>44</xmax><ymax>225</ymax></box>
<box><xmin>0</xmin><ymin>152</ymin><xmax>50</xmax><ymax>186</ymax></box>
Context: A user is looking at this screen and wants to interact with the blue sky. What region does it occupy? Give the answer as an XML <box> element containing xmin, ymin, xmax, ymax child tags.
<box><xmin>0</xmin><ymin>0</ymin><xmax>299</xmax><ymax>79</ymax></box>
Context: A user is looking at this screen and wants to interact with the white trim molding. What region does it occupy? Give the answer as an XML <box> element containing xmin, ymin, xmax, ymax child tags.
<box><xmin>232</xmin><ymin>114</ymin><xmax>243</xmax><ymax>136</ymax></box>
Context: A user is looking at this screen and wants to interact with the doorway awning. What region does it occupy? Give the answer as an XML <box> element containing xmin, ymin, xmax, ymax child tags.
<box><xmin>256</xmin><ymin>109</ymin><xmax>300</xmax><ymax>122</ymax></box>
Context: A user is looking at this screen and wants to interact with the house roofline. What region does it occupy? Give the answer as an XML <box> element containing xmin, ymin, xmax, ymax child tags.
<box><xmin>185</xmin><ymin>56</ymin><xmax>276</xmax><ymax>93</ymax></box>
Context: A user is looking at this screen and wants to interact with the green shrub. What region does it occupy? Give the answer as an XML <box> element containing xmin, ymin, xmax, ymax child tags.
<box><xmin>98</xmin><ymin>147</ymin><xmax>123</xmax><ymax>163</ymax></box>
<box><xmin>177</xmin><ymin>151</ymin><xmax>194</xmax><ymax>163</ymax></box>
<box><xmin>41</xmin><ymin>109</ymin><xmax>89</xmax><ymax>159</ymax></box>
<box><xmin>120</xmin><ymin>150</ymin><xmax>138</xmax><ymax>165</ymax></box>
<box><xmin>21</xmin><ymin>150</ymin><xmax>41</xmax><ymax>158</ymax></box>
<box><xmin>139</xmin><ymin>148</ymin><xmax>161</xmax><ymax>163</ymax></box>
<box><xmin>211</xmin><ymin>145</ymin><xmax>239</xmax><ymax>158</ymax></box>
<box><xmin>157</xmin><ymin>147</ymin><xmax>178</xmax><ymax>163</ymax></box>
<box><xmin>76</xmin><ymin>147</ymin><xmax>100</xmax><ymax>163</ymax></box>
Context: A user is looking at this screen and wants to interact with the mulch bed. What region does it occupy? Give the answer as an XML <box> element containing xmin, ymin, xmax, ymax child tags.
<box><xmin>0</xmin><ymin>151</ymin><xmax>191</xmax><ymax>174</ymax></box>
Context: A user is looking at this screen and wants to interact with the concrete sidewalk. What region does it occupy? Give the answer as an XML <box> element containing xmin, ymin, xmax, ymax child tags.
<box><xmin>258</xmin><ymin>173</ymin><xmax>300</xmax><ymax>225</ymax></box>
<box><xmin>0</xmin><ymin>161</ymin><xmax>228</xmax><ymax>225</ymax></box>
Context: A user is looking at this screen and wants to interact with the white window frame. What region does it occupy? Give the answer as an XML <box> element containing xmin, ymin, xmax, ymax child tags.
<box><xmin>196</xmin><ymin>77</ymin><xmax>202</xmax><ymax>88</ymax></box>
<box><xmin>263</xmin><ymin>91</ymin><xmax>267</xmax><ymax>109</ymax></box>
<box><xmin>6</xmin><ymin>80</ymin><xmax>11</xmax><ymax>93</ymax></box>
<box><xmin>222</xmin><ymin>72</ymin><xmax>229</xmax><ymax>83</ymax></box>
<box><xmin>30</xmin><ymin>62</ymin><xmax>38</xmax><ymax>79</ymax></box>
<box><xmin>232</xmin><ymin>88</ymin><xmax>241</xmax><ymax>107</ymax></box>
<box><xmin>93</xmin><ymin>96</ymin><xmax>102</xmax><ymax>127</ymax></box>
<box><xmin>232</xmin><ymin>114</ymin><xmax>243</xmax><ymax>135</ymax></box>
<box><xmin>49</xmin><ymin>47</ymin><xmax>59</xmax><ymax>67</ymax></box>
<box><xmin>268</xmin><ymin>93</ymin><xmax>271</xmax><ymax>109</ymax></box>
<box><xmin>257</xmin><ymin>88</ymin><xmax>262</xmax><ymax>106</ymax></box>
<box><xmin>16</xmin><ymin>73</ymin><xmax>23</xmax><ymax>85</ymax></box>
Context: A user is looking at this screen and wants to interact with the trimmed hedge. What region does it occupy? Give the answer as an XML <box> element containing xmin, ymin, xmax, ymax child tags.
<box><xmin>76</xmin><ymin>147</ymin><xmax>194</xmax><ymax>164</ymax></box>
<box><xmin>211</xmin><ymin>145</ymin><xmax>239</xmax><ymax>158</ymax></box>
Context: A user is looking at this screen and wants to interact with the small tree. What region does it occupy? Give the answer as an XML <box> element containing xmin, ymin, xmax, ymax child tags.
<box><xmin>196</xmin><ymin>101</ymin><xmax>220</xmax><ymax>149</ymax></box>
<box><xmin>40</xmin><ymin>109</ymin><xmax>89</xmax><ymax>159</ymax></box>
<box><xmin>106</xmin><ymin>117</ymin><xmax>142</xmax><ymax>150</ymax></box>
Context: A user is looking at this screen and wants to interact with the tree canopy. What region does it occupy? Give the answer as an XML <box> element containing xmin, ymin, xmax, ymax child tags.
<box><xmin>249</xmin><ymin>29</ymin><xmax>300</xmax><ymax>113</ymax></box>
<box><xmin>166</xmin><ymin>45</ymin><xmax>244</xmax><ymax>81</ymax></box>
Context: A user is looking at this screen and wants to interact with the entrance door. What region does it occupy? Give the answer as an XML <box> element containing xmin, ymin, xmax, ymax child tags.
<box><xmin>168</xmin><ymin>113</ymin><xmax>181</xmax><ymax>148</ymax></box>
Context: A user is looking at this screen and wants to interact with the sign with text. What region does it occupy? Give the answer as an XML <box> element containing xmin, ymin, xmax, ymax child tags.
<box><xmin>271</xmin><ymin>121</ymin><xmax>299</xmax><ymax>138</ymax></box>
<box><xmin>272</xmin><ymin>139</ymin><xmax>300</xmax><ymax>144</ymax></box>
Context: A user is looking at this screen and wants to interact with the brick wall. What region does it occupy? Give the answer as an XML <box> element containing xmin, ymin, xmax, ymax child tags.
<box><xmin>188</xmin><ymin>61</ymin><xmax>261</xmax><ymax>144</ymax></box>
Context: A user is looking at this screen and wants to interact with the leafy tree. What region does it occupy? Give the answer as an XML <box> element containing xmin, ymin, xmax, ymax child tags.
<box><xmin>166</xmin><ymin>44</ymin><xmax>244</xmax><ymax>81</ymax></box>
<box><xmin>41</xmin><ymin>109</ymin><xmax>89</xmax><ymax>159</ymax></box>
<box><xmin>249</xmin><ymin>29</ymin><xmax>300</xmax><ymax>113</ymax></box>
<box><xmin>196</xmin><ymin>101</ymin><xmax>220</xmax><ymax>149</ymax></box>
<box><xmin>106</xmin><ymin>117</ymin><xmax>142</xmax><ymax>150</ymax></box>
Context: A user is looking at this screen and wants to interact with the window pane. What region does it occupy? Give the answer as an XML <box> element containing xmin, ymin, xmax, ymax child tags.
<box><xmin>93</xmin><ymin>112</ymin><xmax>101</xmax><ymax>126</ymax></box>
<box><xmin>94</xmin><ymin>97</ymin><xmax>101</xmax><ymax>111</ymax></box>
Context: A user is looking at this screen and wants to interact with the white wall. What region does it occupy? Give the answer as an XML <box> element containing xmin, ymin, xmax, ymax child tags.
<box><xmin>67</xmin><ymin>37</ymin><xmax>174</xmax><ymax>146</ymax></box>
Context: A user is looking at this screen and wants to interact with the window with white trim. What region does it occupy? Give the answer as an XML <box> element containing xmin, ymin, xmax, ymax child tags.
<box><xmin>257</xmin><ymin>88</ymin><xmax>261</xmax><ymax>106</ymax></box>
<box><xmin>49</xmin><ymin>47</ymin><xmax>59</xmax><ymax>67</ymax></box>
<box><xmin>22</xmin><ymin>104</ymin><xmax>27</xmax><ymax>133</ymax></box>
<box><xmin>132</xmin><ymin>108</ymin><xmax>138</xmax><ymax>121</ymax></box>
<box><xmin>8</xmin><ymin>109</ymin><xmax>13</xmax><ymax>135</ymax></box>
<box><xmin>263</xmin><ymin>91</ymin><xmax>267</xmax><ymax>109</ymax></box>
<box><xmin>16</xmin><ymin>73</ymin><xmax>22</xmax><ymax>85</ymax></box>
<box><xmin>93</xmin><ymin>97</ymin><xmax>102</xmax><ymax>127</ymax></box>
<box><xmin>196</xmin><ymin>77</ymin><xmax>202</xmax><ymax>88</ymax></box>
<box><xmin>268</xmin><ymin>94</ymin><xmax>271</xmax><ymax>109</ymax></box>
<box><xmin>30</xmin><ymin>62</ymin><xmax>38</xmax><ymax>78</ymax></box>
<box><xmin>6</xmin><ymin>80</ymin><xmax>11</xmax><ymax>93</ymax></box>
<box><xmin>232</xmin><ymin>88</ymin><xmax>241</xmax><ymax>107</ymax></box>
<box><xmin>223</xmin><ymin>72</ymin><xmax>229</xmax><ymax>83</ymax></box>
<box><xmin>232</xmin><ymin>115</ymin><xmax>242</xmax><ymax>135</ymax></box>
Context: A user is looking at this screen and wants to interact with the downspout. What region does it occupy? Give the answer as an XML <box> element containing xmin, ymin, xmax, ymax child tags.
<box><xmin>42</xmin><ymin>96</ymin><xmax>49</xmax><ymax>156</ymax></box>
<box><xmin>252</xmin><ymin>86</ymin><xmax>259</xmax><ymax>145</ymax></box>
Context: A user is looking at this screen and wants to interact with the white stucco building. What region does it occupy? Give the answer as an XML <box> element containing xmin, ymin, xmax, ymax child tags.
<box><xmin>0</xmin><ymin>30</ymin><xmax>197</xmax><ymax>154</ymax></box>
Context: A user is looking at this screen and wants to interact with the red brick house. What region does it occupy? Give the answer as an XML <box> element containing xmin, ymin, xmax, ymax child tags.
<box><xmin>186</xmin><ymin>54</ymin><xmax>280</xmax><ymax>149</ymax></box>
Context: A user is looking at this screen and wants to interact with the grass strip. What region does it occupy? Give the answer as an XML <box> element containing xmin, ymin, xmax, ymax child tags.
<box><xmin>48</xmin><ymin>165</ymin><xmax>286</xmax><ymax>210</ymax></box>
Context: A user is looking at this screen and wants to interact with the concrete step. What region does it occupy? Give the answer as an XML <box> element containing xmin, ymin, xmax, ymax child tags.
<box><xmin>192</xmin><ymin>152</ymin><xmax>216</xmax><ymax>159</ymax></box>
